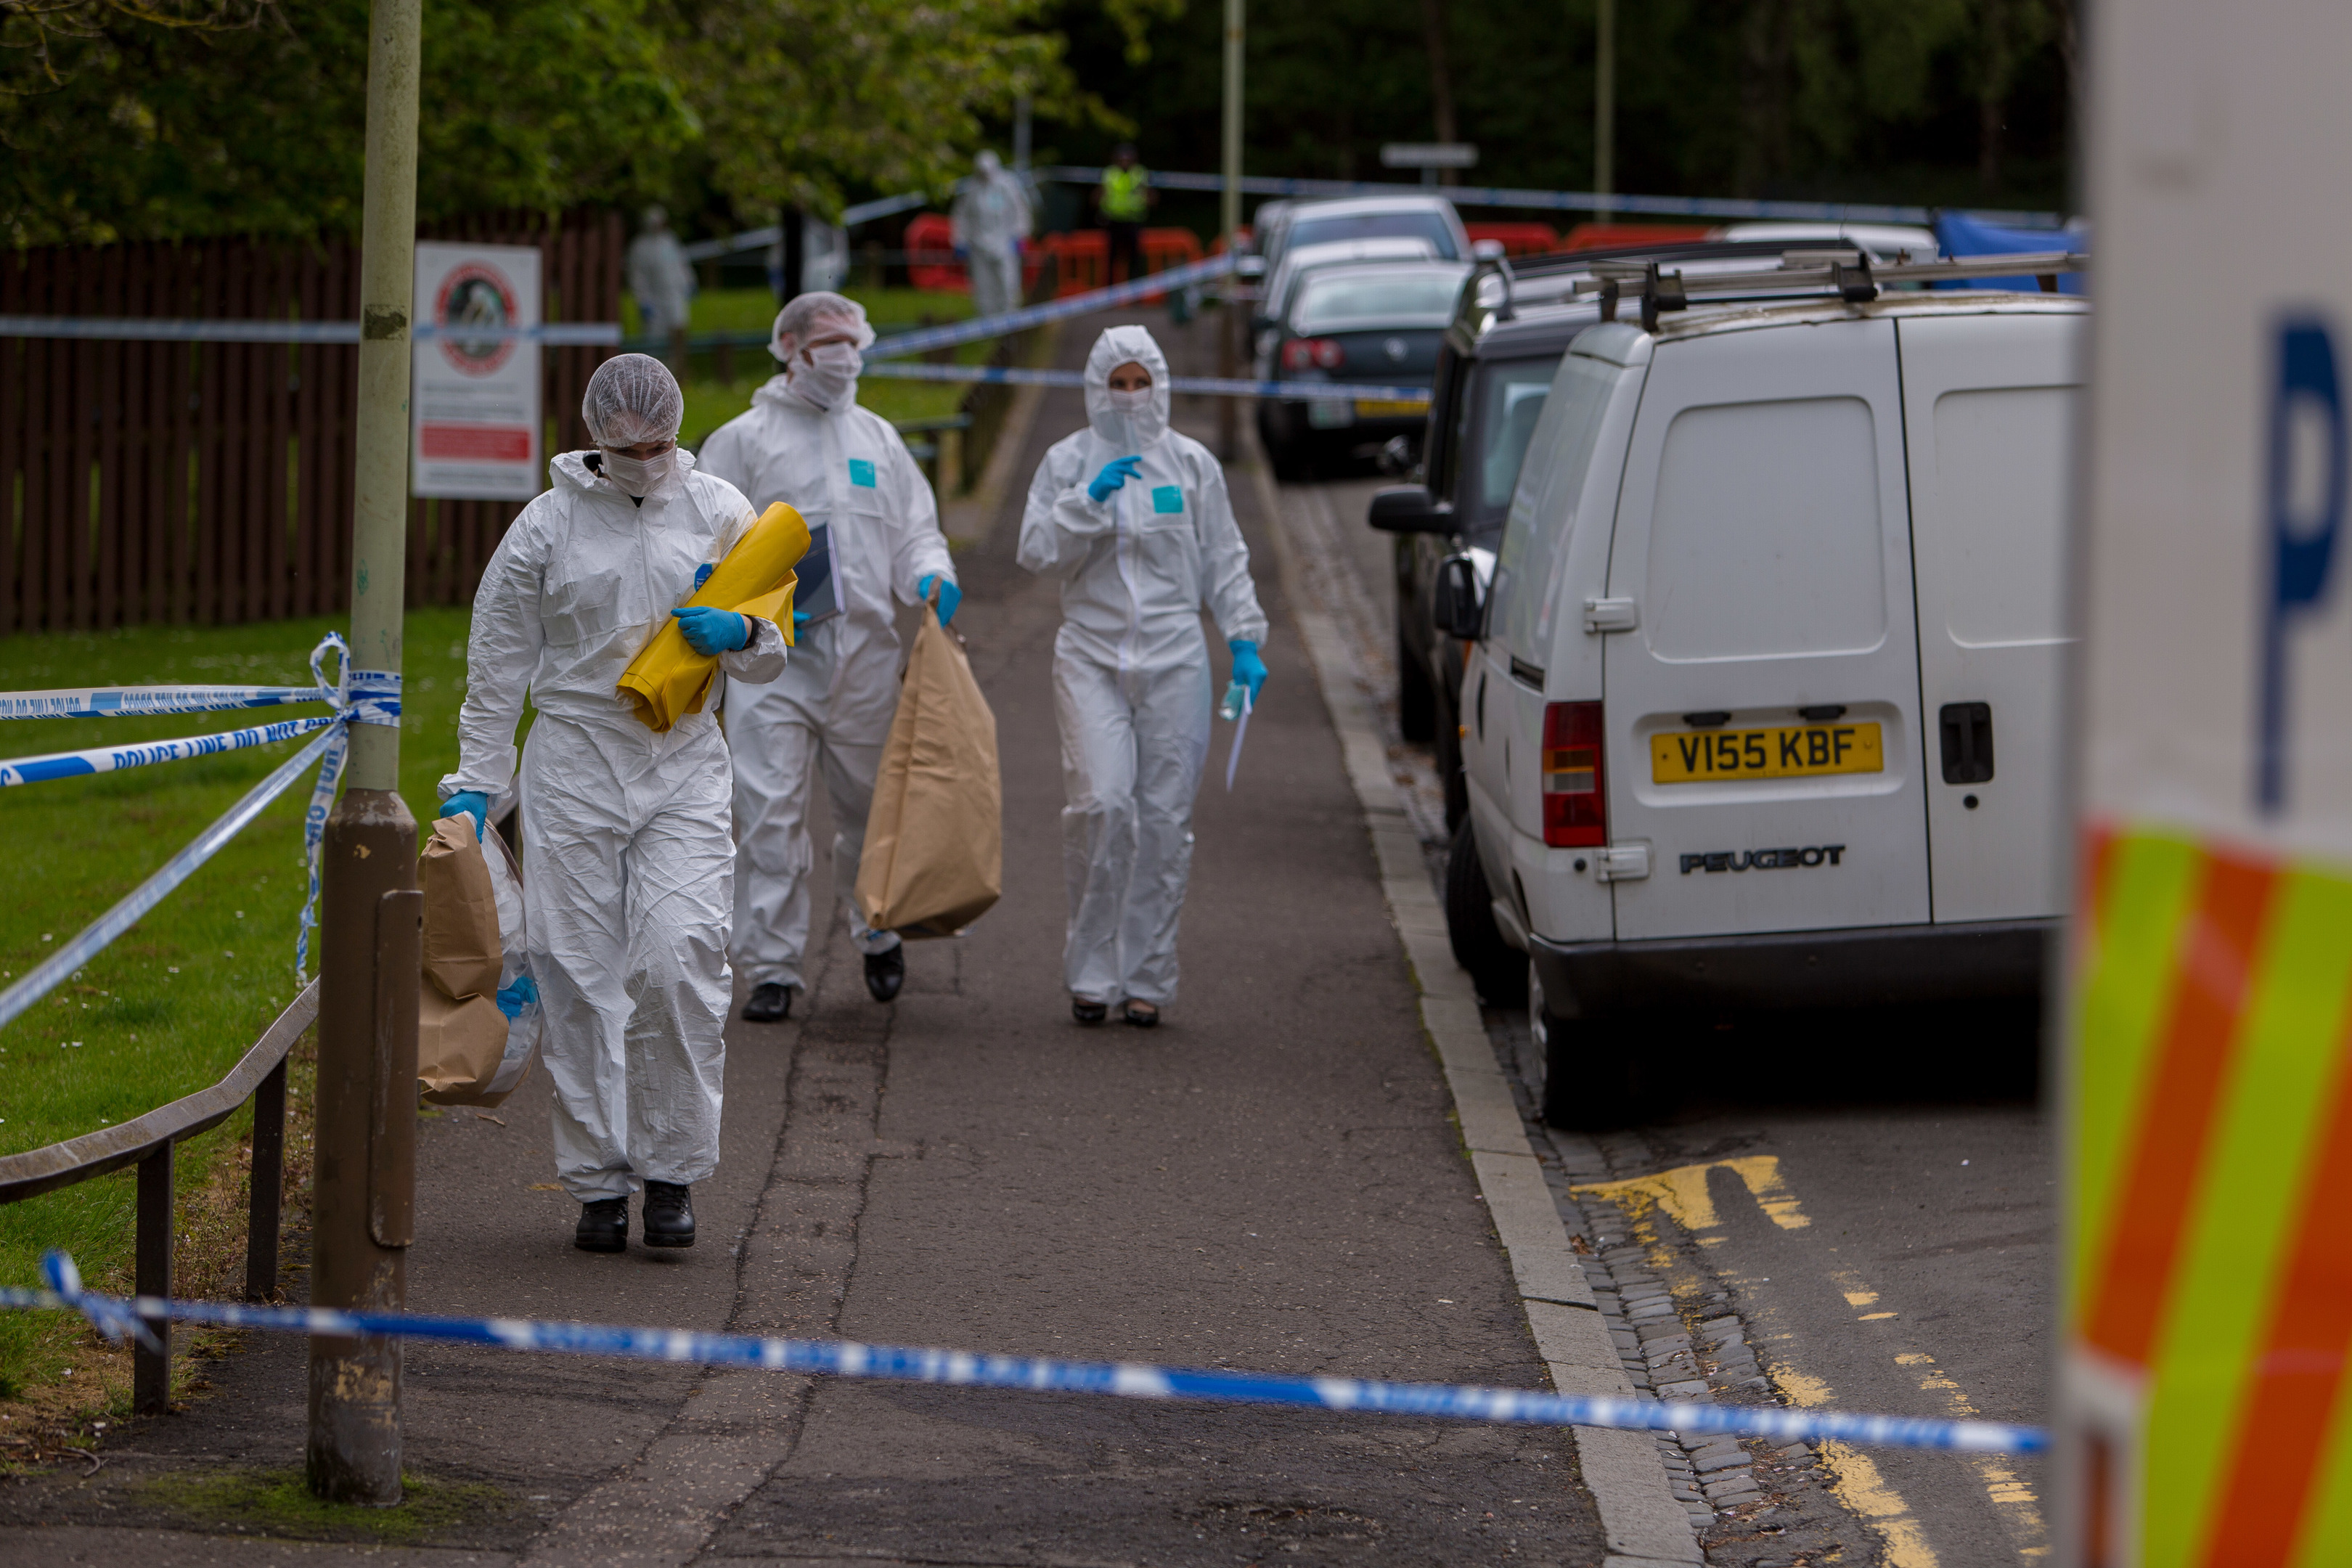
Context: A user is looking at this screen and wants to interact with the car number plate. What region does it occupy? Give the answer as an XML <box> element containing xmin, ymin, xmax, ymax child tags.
<box><xmin>1651</xmin><ymin>722</ymin><xmax>1883</xmax><ymax>783</ymax></box>
<box><xmin>1353</xmin><ymin>398</ymin><xmax>1425</xmax><ymax>418</ymax></box>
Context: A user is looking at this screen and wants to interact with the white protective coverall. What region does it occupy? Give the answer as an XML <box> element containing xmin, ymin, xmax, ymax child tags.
<box><xmin>627</xmin><ymin>207</ymin><xmax>696</xmax><ymax>335</ymax></box>
<box><xmin>1017</xmin><ymin>325</ymin><xmax>1268</xmax><ymax>1005</ymax></box>
<box><xmin>444</xmin><ymin>446</ymin><xmax>787</xmax><ymax>1201</ymax></box>
<box><xmin>700</xmin><ymin>303</ymin><xmax>955</xmax><ymax>995</ymax></box>
<box><xmin>951</xmin><ymin>151</ymin><xmax>1032</xmax><ymax>319</ymax></box>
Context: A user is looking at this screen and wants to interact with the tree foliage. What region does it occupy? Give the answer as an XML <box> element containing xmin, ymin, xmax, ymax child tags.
<box><xmin>1042</xmin><ymin>0</ymin><xmax>2080</xmax><ymax>217</ymax></box>
<box><xmin>0</xmin><ymin>0</ymin><xmax>1081</xmax><ymax>245</ymax></box>
<box><xmin>661</xmin><ymin>0</ymin><xmax>1078</xmax><ymax>222</ymax></box>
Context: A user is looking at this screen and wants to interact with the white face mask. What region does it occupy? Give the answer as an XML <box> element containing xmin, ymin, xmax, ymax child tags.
<box><xmin>792</xmin><ymin>341</ymin><xmax>862</xmax><ymax>409</ymax></box>
<box><xmin>597</xmin><ymin>446</ymin><xmax>676</xmax><ymax>499</ymax></box>
<box><xmin>1101</xmin><ymin>383</ymin><xmax>1165</xmax><ymax>450</ymax></box>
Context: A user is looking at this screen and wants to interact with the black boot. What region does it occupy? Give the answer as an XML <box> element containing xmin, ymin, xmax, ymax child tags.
<box><xmin>740</xmin><ymin>981</ymin><xmax>793</xmax><ymax>1024</ymax></box>
<box><xmin>865</xmin><ymin>944</ymin><xmax>905</xmax><ymax>1003</ymax></box>
<box><xmin>642</xmin><ymin>1180</ymin><xmax>695</xmax><ymax>1248</ymax></box>
<box><xmin>575</xmin><ymin>1196</ymin><xmax>628</xmax><ymax>1253</ymax></box>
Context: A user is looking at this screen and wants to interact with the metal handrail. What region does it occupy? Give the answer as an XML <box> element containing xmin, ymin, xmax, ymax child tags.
<box><xmin>0</xmin><ymin>979</ymin><xmax>319</xmax><ymax>1411</ymax></box>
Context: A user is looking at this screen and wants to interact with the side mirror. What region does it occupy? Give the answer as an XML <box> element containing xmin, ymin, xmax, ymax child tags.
<box><xmin>1368</xmin><ymin>485</ymin><xmax>1453</xmax><ymax>534</ymax></box>
<box><xmin>1433</xmin><ymin>553</ymin><xmax>1485</xmax><ymax>640</ymax></box>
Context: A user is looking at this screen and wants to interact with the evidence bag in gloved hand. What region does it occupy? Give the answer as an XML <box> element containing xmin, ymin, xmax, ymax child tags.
<box><xmin>416</xmin><ymin>816</ymin><xmax>542</xmax><ymax>1107</ymax></box>
<box><xmin>617</xmin><ymin>501</ymin><xmax>809</xmax><ymax>732</ymax></box>
<box><xmin>854</xmin><ymin>592</ymin><xmax>1003</xmax><ymax>939</ymax></box>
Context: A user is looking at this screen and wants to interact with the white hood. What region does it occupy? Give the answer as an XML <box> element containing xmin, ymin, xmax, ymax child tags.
<box><xmin>1084</xmin><ymin>324</ymin><xmax>1172</xmax><ymax>452</ymax></box>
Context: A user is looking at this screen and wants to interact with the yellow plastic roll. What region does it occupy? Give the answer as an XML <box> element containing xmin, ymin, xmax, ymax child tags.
<box><xmin>617</xmin><ymin>502</ymin><xmax>810</xmax><ymax>732</ymax></box>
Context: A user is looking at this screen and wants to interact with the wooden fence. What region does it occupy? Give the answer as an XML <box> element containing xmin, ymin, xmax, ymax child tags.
<box><xmin>0</xmin><ymin>209</ymin><xmax>624</xmax><ymax>636</ymax></box>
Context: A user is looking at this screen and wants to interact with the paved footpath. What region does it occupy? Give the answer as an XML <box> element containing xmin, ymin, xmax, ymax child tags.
<box><xmin>0</xmin><ymin>312</ymin><xmax>1614</xmax><ymax>1565</ymax></box>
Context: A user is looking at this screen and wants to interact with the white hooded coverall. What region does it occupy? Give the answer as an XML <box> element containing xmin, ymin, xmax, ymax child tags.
<box><xmin>699</xmin><ymin>378</ymin><xmax>955</xmax><ymax>994</ymax></box>
<box><xmin>444</xmin><ymin>450</ymin><xmax>787</xmax><ymax>1201</ymax></box>
<box><xmin>951</xmin><ymin>152</ymin><xmax>1032</xmax><ymax>319</ymax></box>
<box><xmin>1018</xmin><ymin>325</ymin><xmax>1268</xmax><ymax>1006</ymax></box>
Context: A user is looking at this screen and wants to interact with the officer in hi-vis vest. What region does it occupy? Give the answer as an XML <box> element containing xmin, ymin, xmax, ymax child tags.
<box><xmin>1095</xmin><ymin>144</ymin><xmax>1154</xmax><ymax>286</ymax></box>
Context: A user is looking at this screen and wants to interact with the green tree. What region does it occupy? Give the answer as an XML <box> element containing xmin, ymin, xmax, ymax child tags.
<box><xmin>2</xmin><ymin>0</ymin><xmax>695</xmax><ymax>245</ymax></box>
<box><xmin>661</xmin><ymin>0</ymin><xmax>1082</xmax><ymax>225</ymax></box>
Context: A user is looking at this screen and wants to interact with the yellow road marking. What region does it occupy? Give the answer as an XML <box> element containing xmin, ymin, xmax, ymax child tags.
<box><xmin>1571</xmin><ymin>1154</ymin><xmax>1814</xmax><ymax>1233</ymax></box>
<box><xmin>1845</xmin><ymin>1287</ymin><xmax>1881</xmax><ymax>1307</ymax></box>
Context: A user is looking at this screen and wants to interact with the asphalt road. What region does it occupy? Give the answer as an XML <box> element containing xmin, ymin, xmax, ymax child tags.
<box><xmin>0</xmin><ymin>317</ymin><xmax>1612</xmax><ymax>1565</ymax></box>
<box><xmin>1283</xmin><ymin>470</ymin><xmax>2054</xmax><ymax>1568</ymax></box>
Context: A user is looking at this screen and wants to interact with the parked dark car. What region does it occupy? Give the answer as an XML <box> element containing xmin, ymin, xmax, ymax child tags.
<box><xmin>1372</xmin><ymin>240</ymin><xmax>1850</xmax><ymax>828</ymax></box>
<box><xmin>1257</xmin><ymin>259</ymin><xmax>1470</xmax><ymax>480</ymax></box>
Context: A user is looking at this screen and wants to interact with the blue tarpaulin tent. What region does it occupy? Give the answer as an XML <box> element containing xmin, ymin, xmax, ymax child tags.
<box><xmin>1932</xmin><ymin>211</ymin><xmax>2087</xmax><ymax>294</ymax></box>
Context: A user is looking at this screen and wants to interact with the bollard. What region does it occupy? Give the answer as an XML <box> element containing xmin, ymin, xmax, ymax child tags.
<box><xmin>306</xmin><ymin>798</ymin><xmax>417</xmax><ymax>1504</ymax></box>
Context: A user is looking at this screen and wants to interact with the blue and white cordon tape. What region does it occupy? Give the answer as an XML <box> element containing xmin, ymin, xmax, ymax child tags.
<box><xmin>0</xmin><ymin>632</ymin><xmax>398</xmax><ymax>1029</ymax></box>
<box><xmin>860</xmin><ymin>359</ymin><xmax>1432</xmax><ymax>404</ymax></box>
<box><xmin>865</xmin><ymin>252</ymin><xmax>1239</xmax><ymax>361</ymax></box>
<box><xmin>12</xmin><ymin>1250</ymin><xmax>2043</xmax><ymax>1455</ymax></box>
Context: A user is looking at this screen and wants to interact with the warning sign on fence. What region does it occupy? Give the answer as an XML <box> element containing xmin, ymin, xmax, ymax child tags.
<box><xmin>412</xmin><ymin>242</ymin><xmax>542</xmax><ymax>501</ymax></box>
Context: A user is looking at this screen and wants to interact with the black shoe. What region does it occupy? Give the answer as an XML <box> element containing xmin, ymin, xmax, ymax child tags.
<box><xmin>740</xmin><ymin>981</ymin><xmax>793</xmax><ymax>1024</ymax></box>
<box><xmin>642</xmin><ymin>1181</ymin><xmax>695</xmax><ymax>1248</ymax></box>
<box><xmin>1122</xmin><ymin>1000</ymin><xmax>1160</xmax><ymax>1029</ymax></box>
<box><xmin>1072</xmin><ymin>997</ymin><xmax>1108</xmax><ymax>1025</ymax></box>
<box><xmin>865</xmin><ymin>944</ymin><xmax>905</xmax><ymax>1003</ymax></box>
<box><xmin>575</xmin><ymin>1197</ymin><xmax>628</xmax><ymax>1253</ymax></box>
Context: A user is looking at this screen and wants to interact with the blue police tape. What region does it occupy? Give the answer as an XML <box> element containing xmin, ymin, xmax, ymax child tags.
<box><xmin>0</xmin><ymin>727</ymin><xmax>338</xmax><ymax>1033</ymax></box>
<box><xmin>0</xmin><ymin>684</ymin><xmax>323</xmax><ymax>720</ymax></box>
<box><xmin>0</xmin><ymin>317</ymin><xmax>621</xmax><ymax>346</ymax></box>
<box><xmin>6</xmin><ymin>1250</ymin><xmax>2043</xmax><ymax>1454</ymax></box>
<box><xmin>0</xmin><ymin>633</ymin><xmax>398</xmax><ymax>1018</ymax></box>
<box><xmin>865</xmin><ymin>253</ymin><xmax>1239</xmax><ymax>361</ymax></box>
<box><xmin>859</xmin><ymin>359</ymin><xmax>1431</xmax><ymax>404</ymax></box>
<box><xmin>0</xmin><ymin>714</ymin><xmax>340</xmax><ymax>787</ymax></box>
<box><xmin>1034</xmin><ymin>165</ymin><xmax>2071</xmax><ymax>230</ymax></box>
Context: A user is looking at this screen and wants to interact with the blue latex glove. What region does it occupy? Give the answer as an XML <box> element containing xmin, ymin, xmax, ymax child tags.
<box><xmin>918</xmin><ymin>573</ymin><xmax>962</xmax><ymax>626</ymax></box>
<box><xmin>495</xmin><ymin>973</ymin><xmax>539</xmax><ymax>1021</ymax></box>
<box><xmin>1229</xmin><ymin>640</ymin><xmax>1268</xmax><ymax>703</ymax></box>
<box><xmin>438</xmin><ymin>791</ymin><xmax>488</xmax><ymax>841</ymax></box>
<box><xmin>693</xmin><ymin>562</ymin><xmax>715</xmax><ymax>590</ymax></box>
<box><xmin>793</xmin><ymin>609</ymin><xmax>812</xmax><ymax>631</ymax></box>
<box><xmin>672</xmin><ymin>605</ymin><xmax>749</xmax><ymax>655</ymax></box>
<box><xmin>953</xmin><ymin>244</ymin><xmax>971</xmax><ymax>261</ymax></box>
<box><xmin>1087</xmin><ymin>455</ymin><xmax>1143</xmax><ymax>504</ymax></box>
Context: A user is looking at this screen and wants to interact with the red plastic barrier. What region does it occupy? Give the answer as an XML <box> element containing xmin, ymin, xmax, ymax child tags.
<box><xmin>1464</xmin><ymin>222</ymin><xmax>1560</xmax><ymax>256</ymax></box>
<box><xmin>1561</xmin><ymin>221</ymin><xmax>1713</xmax><ymax>252</ymax></box>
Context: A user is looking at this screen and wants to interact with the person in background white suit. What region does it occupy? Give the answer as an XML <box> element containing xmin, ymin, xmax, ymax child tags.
<box><xmin>699</xmin><ymin>292</ymin><xmax>958</xmax><ymax>1023</ymax></box>
<box><xmin>440</xmin><ymin>354</ymin><xmax>787</xmax><ymax>1255</ymax></box>
<box><xmin>1018</xmin><ymin>324</ymin><xmax>1268</xmax><ymax>1028</ymax></box>
<box><xmin>628</xmin><ymin>205</ymin><xmax>697</xmax><ymax>370</ymax></box>
<box><xmin>951</xmin><ymin>150</ymin><xmax>1032</xmax><ymax>319</ymax></box>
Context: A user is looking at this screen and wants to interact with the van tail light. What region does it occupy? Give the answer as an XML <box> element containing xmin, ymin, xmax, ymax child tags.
<box><xmin>1281</xmin><ymin>338</ymin><xmax>1344</xmax><ymax>371</ymax></box>
<box><xmin>1542</xmin><ymin>701</ymin><xmax>1606</xmax><ymax>848</ymax></box>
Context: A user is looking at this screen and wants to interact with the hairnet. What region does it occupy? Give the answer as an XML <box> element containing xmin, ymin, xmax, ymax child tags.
<box><xmin>976</xmin><ymin>150</ymin><xmax>1003</xmax><ymax>174</ymax></box>
<box><xmin>581</xmin><ymin>353</ymin><xmax>685</xmax><ymax>449</ymax></box>
<box><xmin>771</xmin><ymin>291</ymin><xmax>877</xmax><ymax>362</ymax></box>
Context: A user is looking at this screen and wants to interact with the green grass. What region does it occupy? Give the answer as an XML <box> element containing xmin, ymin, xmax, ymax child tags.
<box><xmin>140</xmin><ymin>1466</ymin><xmax>510</xmax><ymax>1543</ymax></box>
<box><xmin>0</xmin><ymin>609</ymin><xmax>473</xmax><ymax>1399</ymax></box>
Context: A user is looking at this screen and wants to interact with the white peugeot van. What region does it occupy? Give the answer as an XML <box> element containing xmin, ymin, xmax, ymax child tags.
<box><xmin>1438</xmin><ymin>252</ymin><xmax>2086</xmax><ymax>1126</ymax></box>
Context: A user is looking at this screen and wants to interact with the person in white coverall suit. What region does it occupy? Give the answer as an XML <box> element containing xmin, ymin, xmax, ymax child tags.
<box><xmin>950</xmin><ymin>150</ymin><xmax>1032</xmax><ymax>319</ymax></box>
<box><xmin>1018</xmin><ymin>325</ymin><xmax>1269</xmax><ymax>1026</ymax></box>
<box><xmin>699</xmin><ymin>292</ymin><xmax>958</xmax><ymax>1024</ymax></box>
<box><xmin>440</xmin><ymin>354</ymin><xmax>788</xmax><ymax>1255</ymax></box>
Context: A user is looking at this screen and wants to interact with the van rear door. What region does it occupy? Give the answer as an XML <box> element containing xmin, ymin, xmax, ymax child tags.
<box><xmin>1597</xmin><ymin>317</ymin><xmax>1931</xmax><ymax>939</ymax></box>
<box><xmin>1897</xmin><ymin>310</ymin><xmax>2083</xmax><ymax>923</ymax></box>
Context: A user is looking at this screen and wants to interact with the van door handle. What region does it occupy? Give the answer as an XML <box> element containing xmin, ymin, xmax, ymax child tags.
<box><xmin>1938</xmin><ymin>702</ymin><xmax>1995</xmax><ymax>784</ymax></box>
<box><xmin>1595</xmin><ymin>843</ymin><xmax>1651</xmax><ymax>881</ymax></box>
<box><xmin>1584</xmin><ymin>597</ymin><xmax>1638</xmax><ymax>633</ymax></box>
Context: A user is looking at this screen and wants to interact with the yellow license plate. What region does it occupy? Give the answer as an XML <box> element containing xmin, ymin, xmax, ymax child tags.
<box><xmin>1651</xmin><ymin>722</ymin><xmax>1883</xmax><ymax>783</ymax></box>
<box><xmin>1354</xmin><ymin>398</ymin><xmax>1425</xmax><ymax>418</ymax></box>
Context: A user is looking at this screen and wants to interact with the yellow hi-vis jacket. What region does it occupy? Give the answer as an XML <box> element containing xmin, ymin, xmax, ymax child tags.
<box><xmin>1101</xmin><ymin>166</ymin><xmax>1150</xmax><ymax>223</ymax></box>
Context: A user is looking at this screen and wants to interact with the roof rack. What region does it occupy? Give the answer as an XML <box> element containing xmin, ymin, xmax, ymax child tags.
<box><xmin>1577</xmin><ymin>249</ymin><xmax>2087</xmax><ymax>332</ymax></box>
